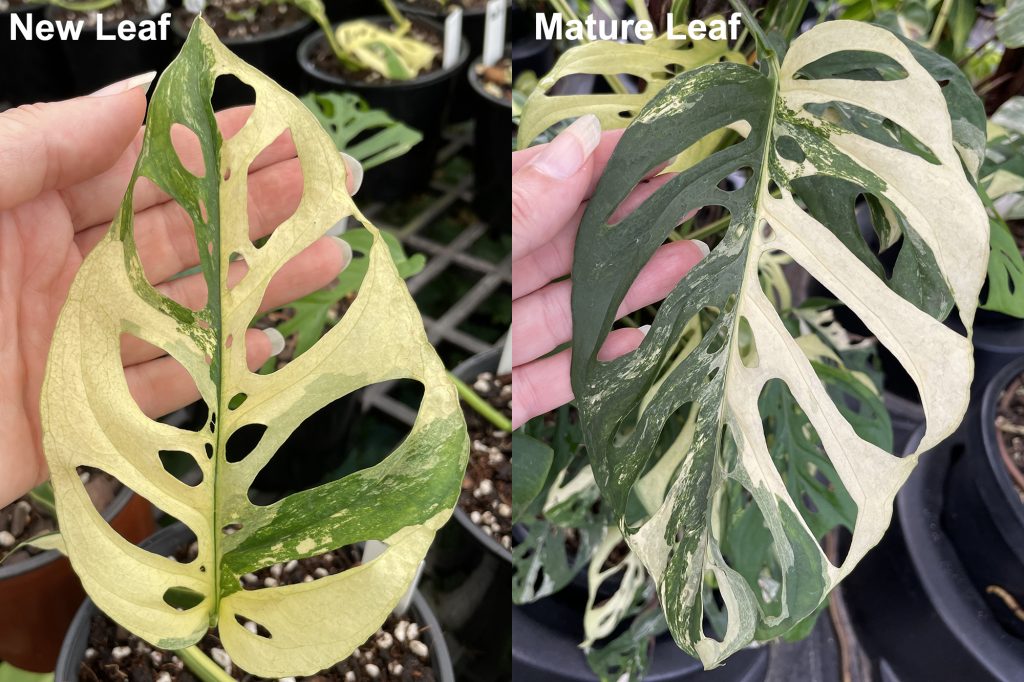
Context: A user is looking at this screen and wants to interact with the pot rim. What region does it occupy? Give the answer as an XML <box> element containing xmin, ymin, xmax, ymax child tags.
<box><xmin>898</xmin><ymin>425</ymin><xmax>1024</xmax><ymax>675</ymax></box>
<box><xmin>980</xmin><ymin>356</ymin><xmax>1024</xmax><ymax>530</ymax></box>
<box><xmin>56</xmin><ymin>522</ymin><xmax>456</xmax><ymax>681</ymax></box>
<box><xmin>467</xmin><ymin>55</ymin><xmax>512</xmax><ymax>109</ymax></box>
<box><xmin>451</xmin><ymin>347</ymin><xmax>512</xmax><ymax>564</ymax></box>
<box><xmin>170</xmin><ymin>9</ymin><xmax>313</xmax><ymax>46</ymax></box>
<box><xmin>297</xmin><ymin>15</ymin><xmax>470</xmax><ymax>90</ymax></box>
<box><xmin>43</xmin><ymin>3</ymin><xmax>162</xmax><ymax>25</ymax></box>
<box><xmin>0</xmin><ymin>482</ymin><xmax>135</xmax><ymax>580</ymax></box>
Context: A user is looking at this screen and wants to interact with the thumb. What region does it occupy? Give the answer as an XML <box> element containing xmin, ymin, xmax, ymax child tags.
<box><xmin>0</xmin><ymin>72</ymin><xmax>153</xmax><ymax>212</ymax></box>
<box><xmin>512</xmin><ymin>114</ymin><xmax>601</xmax><ymax>261</ymax></box>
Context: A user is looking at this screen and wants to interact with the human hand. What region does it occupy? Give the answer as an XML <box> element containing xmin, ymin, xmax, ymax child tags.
<box><xmin>511</xmin><ymin>114</ymin><xmax>708</xmax><ymax>429</ymax></box>
<box><xmin>0</xmin><ymin>73</ymin><xmax>364</xmax><ymax>507</ymax></box>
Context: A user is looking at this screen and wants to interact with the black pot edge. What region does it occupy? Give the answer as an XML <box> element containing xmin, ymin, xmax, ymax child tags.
<box><xmin>0</xmin><ymin>482</ymin><xmax>135</xmax><ymax>581</ymax></box>
<box><xmin>978</xmin><ymin>357</ymin><xmax>1024</xmax><ymax>533</ymax></box>
<box><xmin>296</xmin><ymin>16</ymin><xmax>470</xmax><ymax>91</ymax></box>
<box><xmin>898</xmin><ymin>425</ymin><xmax>1024</xmax><ymax>677</ymax></box>
<box><xmin>43</xmin><ymin>4</ymin><xmax>164</xmax><ymax>27</ymax></box>
<box><xmin>55</xmin><ymin>523</ymin><xmax>456</xmax><ymax>682</ymax></box>
<box><xmin>169</xmin><ymin>11</ymin><xmax>314</xmax><ymax>46</ymax></box>
<box><xmin>450</xmin><ymin>347</ymin><xmax>513</xmax><ymax>564</ymax></box>
<box><xmin>467</xmin><ymin>55</ymin><xmax>512</xmax><ymax>109</ymax></box>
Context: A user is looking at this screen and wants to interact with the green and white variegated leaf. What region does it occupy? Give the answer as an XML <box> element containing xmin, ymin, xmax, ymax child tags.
<box><xmin>584</xmin><ymin>604</ymin><xmax>667</xmax><ymax>682</ymax></box>
<box><xmin>999</xmin><ymin>0</ymin><xmax>1024</xmax><ymax>48</ymax></box>
<box><xmin>570</xmin><ymin>19</ymin><xmax>988</xmax><ymax>668</ymax></box>
<box><xmin>516</xmin><ymin>31</ymin><xmax>743</xmax><ymax>154</ymax></box>
<box><xmin>581</xmin><ymin>529</ymin><xmax>647</xmax><ymax>650</ymax></box>
<box><xmin>40</xmin><ymin>19</ymin><xmax>467</xmax><ymax>677</ymax></box>
<box><xmin>301</xmin><ymin>92</ymin><xmax>422</xmax><ymax>171</ymax></box>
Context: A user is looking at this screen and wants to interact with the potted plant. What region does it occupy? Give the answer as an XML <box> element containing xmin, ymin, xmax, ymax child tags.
<box><xmin>0</xmin><ymin>481</ymin><xmax>153</xmax><ymax>672</ymax></box>
<box><xmin>0</xmin><ymin>0</ymin><xmax>72</xmax><ymax>104</ymax></box>
<box><xmin>172</xmin><ymin>0</ymin><xmax>315</xmax><ymax>107</ymax></box>
<box><xmin>19</xmin><ymin>17</ymin><xmax>468</xmax><ymax>681</ymax></box>
<box><xmin>57</xmin><ymin>523</ymin><xmax>456</xmax><ymax>681</ymax></box>
<box><xmin>43</xmin><ymin>0</ymin><xmax>173</xmax><ymax>94</ymax></box>
<box><xmin>516</xmin><ymin>0</ymin><xmax>989</xmax><ymax>673</ymax></box>
<box><xmin>422</xmin><ymin>347</ymin><xmax>511</xmax><ymax>681</ymax></box>
<box><xmin>297</xmin><ymin>0</ymin><xmax>469</xmax><ymax>200</ymax></box>
<box><xmin>468</xmin><ymin>54</ymin><xmax>511</xmax><ymax>236</ymax></box>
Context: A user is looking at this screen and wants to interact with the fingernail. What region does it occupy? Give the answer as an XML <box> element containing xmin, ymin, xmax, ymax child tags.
<box><xmin>262</xmin><ymin>328</ymin><xmax>286</xmax><ymax>357</ymax></box>
<box><xmin>691</xmin><ymin>240</ymin><xmax>710</xmax><ymax>257</ymax></box>
<box><xmin>638</xmin><ymin>324</ymin><xmax>652</xmax><ymax>336</ymax></box>
<box><xmin>340</xmin><ymin>152</ymin><xmax>364</xmax><ymax>195</ymax></box>
<box><xmin>329</xmin><ymin>235</ymin><xmax>354</xmax><ymax>269</ymax></box>
<box><xmin>528</xmin><ymin>114</ymin><xmax>601</xmax><ymax>179</ymax></box>
<box><xmin>89</xmin><ymin>71</ymin><xmax>157</xmax><ymax>97</ymax></box>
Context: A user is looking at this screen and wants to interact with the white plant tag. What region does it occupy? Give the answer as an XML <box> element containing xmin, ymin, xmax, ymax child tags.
<box><xmin>482</xmin><ymin>0</ymin><xmax>506</xmax><ymax>67</ymax></box>
<box><xmin>443</xmin><ymin>8</ymin><xmax>463</xmax><ymax>70</ymax></box>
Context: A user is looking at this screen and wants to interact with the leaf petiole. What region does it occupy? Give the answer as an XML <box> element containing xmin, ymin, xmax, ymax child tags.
<box><xmin>449</xmin><ymin>373</ymin><xmax>512</xmax><ymax>432</ymax></box>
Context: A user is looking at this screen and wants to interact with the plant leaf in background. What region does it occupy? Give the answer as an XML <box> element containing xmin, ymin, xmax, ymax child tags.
<box><xmin>336</xmin><ymin>20</ymin><xmax>437</xmax><ymax>81</ymax></box>
<box><xmin>39</xmin><ymin>19</ymin><xmax>466</xmax><ymax>677</ymax></box>
<box><xmin>302</xmin><ymin>91</ymin><xmax>422</xmax><ymax>170</ymax></box>
<box><xmin>516</xmin><ymin>29</ymin><xmax>743</xmax><ymax>159</ymax></box>
<box><xmin>0</xmin><ymin>663</ymin><xmax>53</xmax><ymax>682</ymax></box>
<box><xmin>259</xmin><ymin>228</ymin><xmax>426</xmax><ymax>370</ymax></box>
<box><xmin>511</xmin><ymin>431</ymin><xmax>553</xmax><ymax>522</ymax></box>
<box><xmin>998</xmin><ymin>0</ymin><xmax>1024</xmax><ymax>48</ymax></box>
<box><xmin>569</xmin><ymin>15</ymin><xmax>988</xmax><ymax>668</ymax></box>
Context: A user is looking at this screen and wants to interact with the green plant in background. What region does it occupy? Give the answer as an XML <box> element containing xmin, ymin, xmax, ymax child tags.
<box><xmin>22</xmin><ymin>18</ymin><xmax>467</xmax><ymax>679</ymax></box>
<box><xmin>0</xmin><ymin>663</ymin><xmax>53</xmax><ymax>682</ymax></box>
<box><xmin>517</xmin><ymin>0</ymin><xmax>990</xmax><ymax>673</ymax></box>
<box><xmin>296</xmin><ymin>0</ymin><xmax>439</xmax><ymax>80</ymax></box>
<box><xmin>302</xmin><ymin>91</ymin><xmax>423</xmax><ymax>170</ymax></box>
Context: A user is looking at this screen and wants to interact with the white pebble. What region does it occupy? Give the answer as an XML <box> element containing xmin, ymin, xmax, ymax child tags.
<box><xmin>84</xmin><ymin>648</ymin><xmax>97</xmax><ymax>660</ymax></box>
<box><xmin>409</xmin><ymin>640</ymin><xmax>429</xmax><ymax>659</ymax></box>
<box><xmin>0</xmin><ymin>531</ymin><xmax>15</xmax><ymax>548</ymax></box>
<box><xmin>493</xmin><ymin>431</ymin><xmax>507</xmax><ymax>439</ymax></box>
<box><xmin>270</xmin><ymin>563</ymin><xmax>283</xmax><ymax>579</ymax></box>
<box><xmin>482</xmin><ymin>511</ymin><xmax>496</xmax><ymax>525</ymax></box>
<box><xmin>278</xmin><ymin>678</ymin><xmax>296</xmax><ymax>682</ymax></box>
<box><xmin>473</xmin><ymin>379</ymin><xmax>489</xmax><ymax>393</ymax></box>
<box><xmin>284</xmin><ymin>560</ymin><xmax>299</xmax><ymax>573</ymax></box>
<box><xmin>263</xmin><ymin>577</ymin><xmax>279</xmax><ymax>588</ymax></box>
<box><xmin>15</xmin><ymin>500</ymin><xmax>31</xmax><ymax>513</ymax></box>
<box><xmin>79</xmin><ymin>471</ymin><xmax>91</xmax><ymax>484</ymax></box>
<box><xmin>469</xmin><ymin>511</ymin><xmax>482</xmax><ymax>524</ymax></box>
<box><xmin>244</xmin><ymin>621</ymin><xmax>259</xmax><ymax>635</ymax></box>
<box><xmin>156</xmin><ymin>673</ymin><xmax>172</xmax><ymax>682</ymax></box>
<box><xmin>394</xmin><ymin>620</ymin><xmax>409</xmax><ymax>642</ymax></box>
<box><xmin>376</xmin><ymin>632</ymin><xmax>393</xmax><ymax>650</ymax></box>
<box><xmin>344</xmin><ymin>672</ymin><xmax>356</xmax><ymax>682</ymax></box>
<box><xmin>314</xmin><ymin>567</ymin><xmax>329</xmax><ymax>578</ymax></box>
<box><xmin>388</xmin><ymin>661</ymin><xmax>404</xmax><ymax>675</ymax></box>
<box><xmin>482</xmin><ymin>526</ymin><xmax>494</xmax><ymax>537</ymax></box>
<box><xmin>475</xmin><ymin>479</ymin><xmax>494</xmax><ymax>497</ymax></box>
<box><xmin>150</xmin><ymin>651</ymin><xmax>163</xmax><ymax>666</ymax></box>
<box><xmin>488</xmin><ymin>451</ymin><xmax>504</xmax><ymax>466</ymax></box>
<box><xmin>303</xmin><ymin>575</ymin><xmax>314</xmax><ymax>583</ymax></box>
<box><xmin>472</xmin><ymin>440</ymin><xmax>488</xmax><ymax>453</ymax></box>
<box><xmin>407</xmin><ymin>623</ymin><xmax>419</xmax><ymax>641</ymax></box>
<box><xmin>111</xmin><ymin>646</ymin><xmax>131</xmax><ymax>661</ymax></box>
<box><xmin>210</xmin><ymin>647</ymin><xmax>232</xmax><ymax>673</ymax></box>
<box><xmin>501</xmin><ymin>535</ymin><xmax>512</xmax><ymax>550</ymax></box>
<box><xmin>364</xmin><ymin>663</ymin><xmax>381</xmax><ymax>678</ymax></box>
<box><xmin>242</xmin><ymin>573</ymin><xmax>258</xmax><ymax>586</ymax></box>
<box><xmin>497</xmin><ymin>503</ymin><xmax>512</xmax><ymax>518</ymax></box>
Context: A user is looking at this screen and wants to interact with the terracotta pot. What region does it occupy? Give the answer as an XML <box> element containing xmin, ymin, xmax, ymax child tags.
<box><xmin>0</xmin><ymin>487</ymin><xmax>154</xmax><ymax>672</ymax></box>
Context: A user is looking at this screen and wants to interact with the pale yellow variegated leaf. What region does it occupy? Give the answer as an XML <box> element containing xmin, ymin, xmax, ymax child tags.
<box><xmin>41</xmin><ymin>19</ymin><xmax>466</xmax><ymax>677</ymax></box>
<box><xmin>336</xmin><ymin>20</ymin><xmax>437</xmax><ymax>81</ymax></box>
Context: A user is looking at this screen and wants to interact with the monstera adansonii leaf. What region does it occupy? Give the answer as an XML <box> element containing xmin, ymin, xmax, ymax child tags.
<box><xmin>40</xmin><ymin>19</ymin><xmax>467</xmax><ymax>677</ymax></box>
<box><xmin>569</xmin><ymin>20</ymin><xmax>988</xmax><ymax>668</ymax></box>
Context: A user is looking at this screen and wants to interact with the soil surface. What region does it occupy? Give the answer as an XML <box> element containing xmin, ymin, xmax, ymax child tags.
<box><xmin>995</xmin><ymin>375</ymin><xmax>1024</xmax><ymax>502</ymax></box>
<box><xmin>0</xmin><ymin>469</ymin><xmax>119</xmax><ymax>565</ymax></box>
<box><xmin>402</xmin><ymin>0</ymin><xmax>489</xmax><ymax>12</ymax></box>
<box><xmin>475</xmin><ymin>58</ymin><xmax>511</xmax><ymax>102</ymax></box>
<box><xmin>175</xmin><ymin>0</ymin><xmax>307</xmax><ymax>41</ymax></box>
<box><xmin>52</xmin><ymin>0</ymin><xmax>153</xmax><ymax>28</ymax></box>
<box><xmin>458</xmin><ymin>371</ymin><xmax>511</xmax><ymax>551</ymax></box>
<box><xmin>309</xmin><ymin>19</ymin><xmax>444</xmax><ymax>85</ymax></box>
<box><xmin>80</xmin><ymin>542</ymin><xmax>438</xmax><ymax>681</ymax></box>
<box><xmin>253</xmin><ymin>293</ymin><xmax>355</xmax><ymax>371</ymax></box>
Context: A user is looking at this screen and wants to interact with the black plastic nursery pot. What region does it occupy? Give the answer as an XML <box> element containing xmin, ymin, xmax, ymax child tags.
<box><xmin>0</xmin><ymin>486</ymin><xmax>154</xmax><ymax>672</ymax></box>
<box><xmin>513</xmin><ymin>584</ymin><xmax>769</xmax><ymax>682</ymax></box>
<box><xmin>171</xmin><ymin>12</ymin><xmax>314</xmax><ymax>109</ymax></box>
<box><xmin>46</xmin><ymin>7</ymin><xmax>173</xmax><ymax>96</ymax></box>
<box><xmin>943</xmin><ymin>356</ymin><xmax>1024</xmax><ymax>639</ymax></box>
<box><xmin>57</xmin><ymin>522</ymin><xmax>456</xmax><ymax>681</ymax></box>
<box><xmin>297</xmin><ymin>17</ymin><xmax>470</xmax><ymax>202</ymax></box>
<box><xmin>0</xmin><ymin>2</ymin><xmax>73</xmax><ymax>105</ymax></box>
<box><xmin>842</xmin><ymin>426</ymin><xmax>1024</xmax><ymax>682</ymax></box>
<box><xmin>468</xmin><ymin>58</ymin><xmax>511</xmax><ymax>238</ymax></box>
<box><xmin>423</xmin><ymin>347</ymin><xmax>511</xmax><ymax>682</ymax></box>
<box><xmin>510</xmin><ymin>35</ymin><xmax>553</xmax><ymax>79</ymax></box>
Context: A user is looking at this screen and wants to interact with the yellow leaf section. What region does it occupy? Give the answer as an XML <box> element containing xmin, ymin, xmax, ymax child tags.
<box><xmin>517</xmin><ymin>28</ymin><xmax>742</xmax><ymax>170</ymax></box>
<box><xmin>336</xmin><ymin>20</ymin><xmax>438</xmax><ymax>80</ymax></box>
<box><xmin>40</xmin><ymin>19</ymin><xmax>467</xmax><ymax>677</ymax></box>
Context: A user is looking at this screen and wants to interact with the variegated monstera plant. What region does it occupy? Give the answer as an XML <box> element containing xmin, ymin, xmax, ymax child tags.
<box><xmin>517</xmin><ymin>0</ymin><xmax>989</xmax><ymax>675</ymax></box>
<box><xmin>32</xmin><ymin>18</ymin><xmax>467</xmax><ymax>679</ymax></box>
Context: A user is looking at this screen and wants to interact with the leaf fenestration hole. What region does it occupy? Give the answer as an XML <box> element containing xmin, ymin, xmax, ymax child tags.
<box><xmin>234</xmin><ymin>614</ymin><xmax>272</xmax><ymax>639</ymax></box>
<box><xmin>212</xmin><ymin>73</ymin><xmax>257</xmax><ymax>117</ymax></box>
<box><xmin>169</xmin><ymin>123</ymin><xmax>206</xmax><ymax>178</ymax></box>
<box><xmin>775</xmin><ymin>135</ymin><xmax>806</xmax><ymax>164</ymax></box>
<box><xmin>162</xmin><ymin>586</ymin><xmax>204</xmax><ymax>611</ymax></box>
<box><xmin>159</xmin><ymin>451</ymin><xmax>203</xmax><ymax>487</ymax></box>
<box><xmin>738</xmin><ymin>316</ymin><xmax>759</xmax><ymax>369</ymax></box>
<box><xmin>120</xmin><ymin>332</ymin><xmax>200</xmax><ymax>421</ymax></box>
<box><xmin>228</xmin><ymin>393</ymin><xmax>248</xmax><ymax>410</ymax></box>
<box><xmin>225</xmin><ymin>423</ymin><xmax>269</xmax><ymax>464</ymax></box>
<box><xmin>222</xmin><ymin>523</ymin><xmax>242</xmax><ymax>535</ymax></box>
<box><xmin>246</xmin><ymin>129</ymin><xmax>303</xmax><ymax>252</ymax></box>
